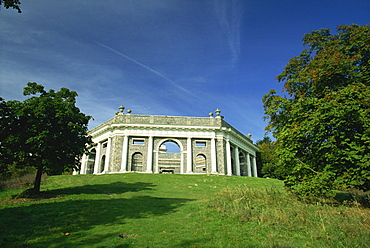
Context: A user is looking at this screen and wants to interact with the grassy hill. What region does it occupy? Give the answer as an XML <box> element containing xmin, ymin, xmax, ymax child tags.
<box><xmin>0</xmin><ymin>173</ymin><xmax>369</xmax><ymax>247</ymax></box>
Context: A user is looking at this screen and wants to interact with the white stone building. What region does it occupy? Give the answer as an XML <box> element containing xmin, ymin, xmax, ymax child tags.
<box><xmin>79</xmin><ymin>106</ymin><xmax>259</xmax><ymax>176</ymax></box>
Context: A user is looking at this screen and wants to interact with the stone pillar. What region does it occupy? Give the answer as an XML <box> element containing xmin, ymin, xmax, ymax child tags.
<box><xmin>154</xmin><ymin>150</ymin><xmax>159</xmax><ymax>173</ymax></box>
<box><xmin>120</xmin><ymin>135</ymin><xmax>128</xmax><ymax>172</ymax></box>
<box><xmin>226</xmin><ymin>139</ymin><xmax>232</xmax><ymax>176</ymax></box>
<box><xmin>93</xmin><ymin>142</ymin><xmax>101</xmax><ymax>174</ymax></box>
<box><xmin>103</xmin><ymin>137</ymin><xmax>112</xmax><ymax>173</ymax></box>
<box><xmin>80</xmin><ymin>153</ymin><xmax>87</xmax><ymax>174</ymax></box>
<box><xmin>211</xmin><ymin>138</ymin><xmax>217</xmax><ymax>174</ymax></box>
<box><xmin>146</xmin><ymin>136</ymin><xmax>153</xmax><ymax>173</ymax></box>
<box><xmin>246</xmin><ymin>153</ymin><xmax>252</xmax><ymax>177</ymax></box>
<box><xmin>234</xmin><ymin>146</ymin><xmax>241</xmax><ymax>176</ymax></box>
<box><xmin>186</xmin><ymin>137</ymin><xmax>193</xmax><ymax>173</ymax></box>
<box><xmin>252</xmin><ymin>156</ymin><xmax>258</xmax><ymax>177</ymax></box>
<box><xmin>181</xmin><ymin>151</ymin><xmax>185</xmax><ymax>174</ymax></box>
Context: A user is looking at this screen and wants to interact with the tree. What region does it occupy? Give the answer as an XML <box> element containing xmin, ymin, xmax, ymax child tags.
<box><xmin>262</xmin><ymin>24</ymin><xmax>370</xmax><ymax>197</ymax></box>
<box><xmin>255</xmin><ymin>137</ymin><xmax>284</xmax><ymax>179</ymax></box>
<box><xmin>0</xmin><ymin>83</ymin><xmax>92</xmax><ymax>193</ymax></box>
<box><xmin>0</xmin><ymin>97</ymin><xmax>16</xmax><ymax>176</ymax></box>
<box><xmin>0</xmin><ymin>0</ymin><xmax>21</xmax><ymax>13</ymax></box>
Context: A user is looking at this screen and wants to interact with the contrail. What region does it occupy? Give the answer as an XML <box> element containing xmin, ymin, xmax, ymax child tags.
<box><xmin>95</xmin><ymin>41</ymin><xmax>174</xmax><ymax>83</ymax></box>
<box><xmin>214</xmin><ymin>0</ymin><xmax>242</xmax><ymax>68</ymax></box>
<box><xmin>95</xmin><ymin>41</ymin><xmax>193</xmax><ymax>96</ymax></box>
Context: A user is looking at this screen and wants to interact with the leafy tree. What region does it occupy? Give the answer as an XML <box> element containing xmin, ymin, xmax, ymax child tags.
<box><xmin>0</xmin><ymin>0</ymin><xmax>21</xmax><ymax>13</ymax></box>
<box><xmin>263</xmin><ymin>24</ymin><xmax>370</xmax><ymax>197</ymax></box>
<box><xmin>255</xmin><ymin>137</ymin><xmax>284</xmax><ymax>179</ymax></box>
<box><xmin>0</xmin><ymin>97</ymin><xmax>16</xmax><ymax>176</ymax></box>
<box><xmin>0</xmin><ymin>83</ymin><xmax>92</xmax><ymax>193</ymax></box>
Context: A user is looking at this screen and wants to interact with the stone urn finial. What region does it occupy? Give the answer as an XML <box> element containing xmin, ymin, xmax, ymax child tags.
<box><xmin>119</xmin><ymin>105</ymin><xmax>125</xmax><ymax>114</ymax></box>
<box><xmin>215</xmin><ymin>109</ymin><xmax>221</xmax><ymax>117</ymax></box>
<box><xmin>209</xmin><ymin>112</ymin><xmax>214</xmax><ymax>118</ymax></box>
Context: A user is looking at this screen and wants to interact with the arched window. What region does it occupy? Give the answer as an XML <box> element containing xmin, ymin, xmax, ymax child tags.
<box><xmin>160</xmin><ymin>141</ymin><xmax>181</xmax><ymax>153</ymax></box>
<box><xmin>132</xmin><ymin>152</ymin><xmax>144</xmax><ymax>172</ymax></box>
<box><xmin>195</xmin><ymin>154</ymin><xmax>206</xmax><ymax>173</ymax></box>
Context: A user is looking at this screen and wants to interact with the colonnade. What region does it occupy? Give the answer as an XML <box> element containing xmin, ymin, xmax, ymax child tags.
<box><xmin>225</xmin><ymin>139</ymin><xmax>258</xmax><ymax>177</ymax></box>
<box><xmin>80</xmin><ymin>135</ymin><xmax>258</xmax><ymax>177</ymax></box>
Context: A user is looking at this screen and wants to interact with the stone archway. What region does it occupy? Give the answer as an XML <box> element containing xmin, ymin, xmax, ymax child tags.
<box><xmin>156</xmin><ymin>139</ymin><xmax>182</xmax><ymax>174</ymax></box>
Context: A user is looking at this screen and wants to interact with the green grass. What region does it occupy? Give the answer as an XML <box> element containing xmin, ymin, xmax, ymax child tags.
<box><xmin>0</xmin><ymin>173</ymin><xmax>369</xmax><ymax>247</ymax></box>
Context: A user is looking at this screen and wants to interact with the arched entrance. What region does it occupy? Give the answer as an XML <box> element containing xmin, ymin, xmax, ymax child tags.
<box><xmin>157</xmin><ymin>140</ymin><xmax>181</xmax><ymax>174</ymax></box>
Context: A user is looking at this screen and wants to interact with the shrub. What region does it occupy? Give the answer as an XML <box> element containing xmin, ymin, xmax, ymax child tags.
<box><xmin>0</xmin><ymin>165</ymin><xmax>47</xmax><ymax>190</ymax></box>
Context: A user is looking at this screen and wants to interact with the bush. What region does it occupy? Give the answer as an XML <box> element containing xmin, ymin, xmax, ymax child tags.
<box><xmin>0</xmin><ymin>165</ymin><xmax>46</xmax><ymax>190</ymax></box>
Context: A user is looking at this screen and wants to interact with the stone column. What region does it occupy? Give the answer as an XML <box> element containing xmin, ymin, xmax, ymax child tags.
<box><xmin>154</xmin><ymin>150</ymin><xmax>159</xmax><ymax>173</ymax></box>
<box><xmin>80</xmin><ymin>153</ymin><xmax>87</xmax><ymax>174</ymax></box>
<box><xmin>146</xmin><ymin>136</ymin><xmax>153</xmax><ymax>173</ymax></box>
<box><xmin>93</xmin><ymin>142</ymin><xmax>101</xmax><ymax>174</ymax></box>
<box><xmin>120</xmin><ymin>135</ymin><xmax>128</xmax><ymax>172</ymax></box>
<box><xmin>252</xmin><ymin>156</ymin><xmax>258</xmax><ymax>177</ymax></box>
<box><xmin>186</xmin><ymin>137</ymin><xmax>193</xmax><ymax>173</ymax></box>
<box><xmin>181</xmin><ymin>151</ymin><xmax>185</xmax><ymax>174</ymax></box>
<box><xmin>103</xmin><ymin>137</ymin><xmax>112</xmax><ymax>173</ymax></box>
<box><xmin>246</xmin><ymin>153</ymin><xmax>252</xmax><ymax>177</ymax></box>
<box><xmin>211</xmin><ymin>138</ymin><xmax>217</xmax><ymax>174</ymax></box>
<box><xmin>234</xmin><ymin>146</ymin><xmax>241</xmax><ymax>176</ymax></box>
<box><xmin>226</xmin><ymin>139</ymin><xmax>232</xmax><ymax>176</ymax></box>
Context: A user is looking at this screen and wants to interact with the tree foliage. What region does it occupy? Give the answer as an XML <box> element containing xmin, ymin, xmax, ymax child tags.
<box><xmin>0</xmin><ymin>0</ymin><xmax>21</xmax><ymax>13</ymax></box>
<box><xmin>256</xmin><ymin>137</ymin><xmax>285</xmax><ymax>179</ymax></box>
<box><xmin>263</xmin><ymin>24</ymin><xmax>370</xmax><ymax>197</ymax></box>
<box><xmin>0</xmin><ymin>83</ymin><xmax>92</xmax><ymax>193</ymax></box>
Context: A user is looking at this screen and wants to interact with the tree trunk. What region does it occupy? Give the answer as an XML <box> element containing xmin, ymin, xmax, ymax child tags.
<box><xmin>33</xmin><ymin>164</ymin><xmax>43</xmax><ymax>193</ymax></box>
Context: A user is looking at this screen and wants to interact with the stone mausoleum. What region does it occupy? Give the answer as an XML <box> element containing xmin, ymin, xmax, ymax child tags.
<box><xmin>79</xmin><ymin>106</ymin><xmax>259</xmax><ymax>177</ymax></box>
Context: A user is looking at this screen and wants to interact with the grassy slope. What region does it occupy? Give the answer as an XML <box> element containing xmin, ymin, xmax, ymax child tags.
<box><xmin>0</xmin><ymin>174</ymin><xmax>368</xmax><ymax>248</ymax></box>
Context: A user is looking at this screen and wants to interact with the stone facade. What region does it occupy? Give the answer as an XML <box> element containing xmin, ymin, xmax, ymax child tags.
<box><xmin>78</xmin><ymin>107</ymin><xmax>259</xmax><ymax>177</ymax></box>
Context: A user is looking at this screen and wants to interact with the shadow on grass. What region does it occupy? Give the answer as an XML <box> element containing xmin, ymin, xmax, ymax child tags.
<box><xmin>334</xmin><ymin>191</ymin><xmax>370</xmax><ymax>208</ymax></box>
<box><xmin>12</xmin><ymin>181</ymin><xmax>156</xmax><ymax>199</ymax></box>
<box><xmin>1</xmin><ymin>183</ymin><xmax>193</xmax><ymax>247</ymax></box>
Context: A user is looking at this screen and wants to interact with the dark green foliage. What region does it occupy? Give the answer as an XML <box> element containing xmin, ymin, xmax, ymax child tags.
<box><xmin>263</xmin><ymin>24</ymin><xmax>370</xmax><ymax>197</ymax></box>
<box><xmin>256</xmin><ymin>137</ymin><xmax>286</xmax><ymax>179</ymax></box>
<box><xmin>0</xmin><ymin>83</ymin><xmax>92</xmax><ymax>192</ymax></box>
<box><xmin>0</xmin><ymin>0</ymin><xmax>21</xmax><ymax>13</ymax></box>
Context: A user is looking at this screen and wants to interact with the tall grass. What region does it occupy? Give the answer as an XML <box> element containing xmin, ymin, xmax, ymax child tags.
<box><xmin>0</xmin><ymin>166</ymin><xmax>47</xmax><ymax>191</ymax></box>
<box><xmin>208</xmin><ymin>185</ymin><xmax>370</xmax><ymax>247</ymax></box>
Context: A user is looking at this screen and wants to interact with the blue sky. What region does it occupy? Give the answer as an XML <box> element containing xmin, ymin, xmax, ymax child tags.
<box><xmin>1</xmin><ymin>0</ymin><xmax>369</xmax><ymax>142</ymax></box>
